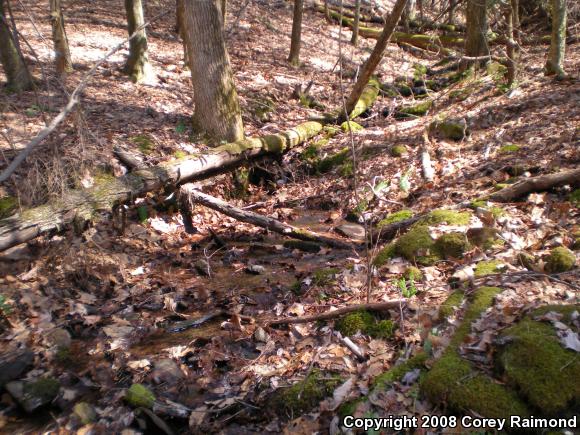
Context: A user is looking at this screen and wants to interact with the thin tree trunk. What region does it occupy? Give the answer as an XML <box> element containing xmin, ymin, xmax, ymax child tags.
<box><xmin>176</xmin><ymin>0</ymin><xmax>189</xmax><ymax>66</ymax></box>
<box><xmin>123</xmin><ymin>0</ymin><xmax>153</xmax><ymax>83</ymax></box>
<box><xmin>344</xmin><ymin>0</ymin><xmax>408</xmax><ymax>117</ymax></box>
<box><xmin>511</xmin><ymin>0</ymin><xmax>520</xmax><ymax>42</ymax></box>
<box><xmin>221</xmin><ymin>0</ymin><xmax>227</xmax><ymax>23</ymax></box>
<box><xmin>447</xmin><ymin>0</ymin><xmax>455</xmax><ymax>24</ymax></box>
<box><xmin>351</xmin><ymin>0</ymin><xmax>361</xmax><ymax>46</ymax></box>
<box><xmin>0</xmin><ymin>0</ymin><xmax>32</xmax><ymax>91</ymax></box>
<box><xmin>49</xmin><ymin>0</ymin><xmax>72</xmax><ymax>75</ymax></box>
<box><xmin>462</xmin><ymin>0</ymin><xmax>489</xmax><ymax>70</ymax></box>
<box><xmin>324</xmin><ymin>0</ymin><xmax>331</xmax><ymax>21</ymax></box>
<box><xmin>183</xmin><ymin>0</ymin><xmax>244</xmax><ymax>143</ymax></box>
<box><xmin>402</xmin><ymin>0</ymin><xmax>416</xmax><ymax>31</ymax></box>
<box><xmin>288</xmin><ymin>0</ymin><xmax>304</xmax><ymax>66</ymax></box>
<box><xmin>505</xmin><ymin>3</ymin><xmax>517</xmax><ymax>85</ymax></box>
<box><xmin>545</xmin><ymin>0</ymin><xmax>566</xmax><ymax>77</ymax></box>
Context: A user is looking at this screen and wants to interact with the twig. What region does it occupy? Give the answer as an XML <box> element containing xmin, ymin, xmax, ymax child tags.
<box><xmin>474</xmin><ymin>270</ymin><xmax>580</xmax><ymax>292</ymax></box>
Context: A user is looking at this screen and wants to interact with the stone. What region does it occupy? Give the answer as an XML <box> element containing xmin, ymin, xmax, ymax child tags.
<box><xmin>335</xmin><ymin>223</ymin><xmax>366</xmax><ymax>241</ymax></box>
<box><xmin>46</xmin><ymin>328</ymin><xmax>72</xmax><ymax>349</ymax></box>
<box><xmin>429</xmin><ymin>117</ymin><xmax>468</xmax><ymax>141</ymax></box>
<box><xmin>73</xmin><ymin>402</ymin><xmax>97</xmax><ymax>425</ymax></box>
<box><xmin>246</xmin><ymin>264</ymin><xmax>265</xmax><ymax>274</ymax></box>
<box><xmin>151</xmin><ymin>359</ymin><xmax>184</xmax><ymax>385</ymax></box>
<box><xmin>0</xmin><ymin>346</ymin><xmax>34</xmax><ymax>388</ymax></box>
<box><xmin>6</xmin><ymin>377</ymin><xmax>60</xmax><ymax>413</ymax></box>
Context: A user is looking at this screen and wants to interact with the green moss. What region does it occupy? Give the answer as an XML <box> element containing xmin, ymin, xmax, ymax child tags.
<box><xmin>474</xmin><ymin>260</ymin><xmax>505</xmax><ymax>277</ymax></box>
<box><xmin>397</xmin><ymin>100</ymin><xmax>433</xmax><ymax>118</ymax></box>
<box><xmin>421</xmin><ymin>209</ymin><xmax>471</xmax><ymax>226</ymax></box>
<box><xmin>125</xmin><ymin>384</ymin><xmax>155</xmax><ymax>408</ymax></box>
<box><xmin>283</xmin><ymin>240</ymin><xmax>321</xmax><ymax>253</ymax></box>
<box><xmin>340</xmin><ymin>121</ymin><xmax>364</xmax><ymax>133</ymax></box>
<box><xmin>404</xmin><ymin>266</ymin><xmax>423</xmax><ymax>281</ymax></box>
<box><xmin>338</xmin><ymin>398</ymin><xmax>366</xmax><ymax>419</ymax></box>
<box><xmin>273</xmin><ymin>369</ymin><xmax>342</xmax><ymax>416</ymax></box>
<box><xmin>93</xmin><ymin>169</ymin><xmax>116</xmax><ymax>185</ymax></box>
<box><xmin>395</xmin><ymin>225</ymin><xmax>438</xmax><ymax>265</ymax></box>
<box><xmin>373</xmin><ymin>243</ymin><xmax>396</xmax><ymax>266</ymax></box>
<box><xmin>499</xmin><ymin>305</ymin><xmax>580</xmax><ymax>415</ymax></box>
<box><xmin>173</xmin><ymin>150</ymin><xmax>187</xmax><ymax>159</ymax></box>
<box><xmin>499</xmin><ymin>144</ymin><xmax>521</xmax><ymax>154</ymax></box>
<box><xmin>429</xmin><ymin>118</ymin><xmax>467</xmax><ymax>141</ymax></box>
<box><xmin>569</xmin><ymin>189</ymin><xmax>580</xmax><ymax>205</ymax></box>
<box><xmin>413</xmin><ymin>63</ymin><xmax>428</xmax><ymax>80</ymax></box>
<box><xmin>323</xmin><ymin>126</ymin><xmax>340</xmax><ymax>138</ymax></box>
<box><xmin>545</xmin><ymin>247</ymin><xmax>576</xmax><ymax>273</ymax></box>
<box><xmin>55</xmin><ymin>347</ymin><xmax>72</xmax><ymax>363</ymax></box>
<box><xmin>349</xmin><ymin>77</ymin><xmax>380</xmax><ymax>119</ymax></box>
<box><xmin>378</xmin><ymin>210</ymin><xmax>414</xmax><ymax>228</ymax></box>
<box><xmin>26</xmin><ymin>377</ymin><xmax>60</xmax><ymax>402</ymax></box>
<box><xmin>373</xmin><ymin>352</ymin><xmax>428</xmax><ymax>390</ymax></box>
<box><xmin>0</xmin><ymin>196</ymin><xmax>17</xmax><ymax>219</ymax></box>
<box><xmin>336</xmin><ymin>311</ymin><xmax>375</xmax><ymax>336</ymax></box>
<box><xmin>339</xmin><ymin>160</ymin><xmax>354</xmax><ymax>177</ymax></box>
<box><xmin>368</xmin><ymin>320</ymin><xmax>396</xmax><ymax>339</ymax></box>
<box><xmin>434</xmin><ymin>232</ymin><xmax>470</xmax><ymax>259</ymax></box>
<box><xmin>312</xmin><ymin>268</ymin><xmax>339</xmax><ymax>286</ymax></box>
<box><xmin>317</xmin><ymin>148</ymin><xmax>350</xmax><ymax>173</ymax></box>
<box><xmin>131</xmin><ymin>134</ymin><xmax>156</xmax><ymax>155</ymax></box>
<box><xmin>73</xmin><ymin>402</ymin><xmax>97</xmax><ymax>425</ymax></box>
<box><xmin>438</xmin><ymin>290</ymin><xmax>465</xmax><ymax>320</ymax></box>
<box><xmin>390</xmin><ymin>145</ymin><xmax>407</xmax><ymax>157</ymax></box>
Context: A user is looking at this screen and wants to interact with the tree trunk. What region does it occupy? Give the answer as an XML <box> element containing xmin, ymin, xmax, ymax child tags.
<box><xmin>49</xmin><ymin>0</ymin><xmax>73</xmax><ymax>75</ymax></box>
<box><xmin>462</xmin><ymin>0</ymin><xmax>489</xmax><ymax>69</ymax></box>
<box><xmin>545</xmin><ymin>0</ymin><xmax>566</xmax><ymax>77</ymax></box>
<box><xmin>176</xmin><ymin>0</ymin><xmax>189</xmax><ymax>66</ymax></box>
<box><xmin>183</xmin><ymin>0</ymin><xmax>244</xmax><ymax>143</ymax></box>
<box><xmin>511</xmin><ymin>0</ymin><xmax>520</xmax><ymax>42</ymax></box>
<box><xmin>288</xmin><ymin>0</ymin><xmax>304</xmax><ymax>66</ymax></box>
<box><xmin>402</xmin><ymin>0</ymin><xmax>416</xmax><ymax>31</ymax></box>
<box><xmin>324</xmin><ymin>0</ymin><xmax>331</xmax><ymax>21</ymax></box>
<box><xmin>447</xmin><ymin>0</ymin><xmax>455</xmax><ymax>24</ymax></box>
<box><xmin>351</xmin><ymin>0</ymin><xmax>361</xmax><ymax>46</ymax></box>
<box><xmin>505</xmin><ymin>3</ymin><xmax>517</xmax><ymax>86</ymax></box>
<box><xmin>344</xmin><ymin>0</ymin><xmax>408</xmax><ymax>117</ymax></box>
<box><xmin>221</xmin><ymin>0</ymin><xmax>227</xmax><ymax>23</ymax></box>
<box><xmin>123</xmin><ymin>0</ymin><xmax>153</xmax><ymax>83</ymax></box>
<box><xmin>0</xmin><ymin>0</ymin><xmax>32</xmax><ymax>91</ymax></box>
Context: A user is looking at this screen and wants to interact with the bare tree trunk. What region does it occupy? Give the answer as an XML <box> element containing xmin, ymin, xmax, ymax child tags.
<box><xmin>505</xmin><ymin>3</ymin><xmax>517</xmax><ymax>85</ymax></box>
<box><xmin>351</xmin><ymin>0</ymin><xmax>360</xmax><ymax>46</ymax></box>
<box><xmin>324</xmin><ymin>0</ymin><xmax>331</xmax><ymax>21</ymax></box>
<box><xmin>49</xmin><ymin>0</ymin><xmax>72</xmax><ymax>76</ymax></box>
<box><xmin>344</xmin><ymin>0</ymin><xmax>408</xmax><ymax>117</ymax></box>
<box><xmin>123</xmin><ymin>0</ymin><xmax>153</xmax><ymax>83</ymax></box>
<box><xmin>545</xmin><ymin>0</ymin><xmax>566</xmax><ymax>77</ymax></box>
<box><xmin>402</xmin><ymin>0</ymin><xmax>416</xmax><ymax>31</ymax></box>
<box><xmin>511</xmin><ymin>0</ymin><xmax>520</xmax><ymax>42</ymax></box>
<box><xmin>447</xmin><ymin>0</ymin><xmax>455</xmax><ymax>24</ymax></box>
<box><xmin>183</xmin><ymin>0</ymin><xmax>244</xmax><ymax>143</ymax></box>
<box><xmin>221</xmin><ymin>0</ymin><xmax>227</xmax><ymax>23</ymax></box>
<box><xmin>176</xmin><ymin>0</ymin><xmax>189</xmax><ymax>66</ymax></box>
<box><xmin>288</xmin><ymin>0</ymin><xmax>304</xmax><ymax>66</ymax></box>
<box><xmin>462</xmin><ymin>0</ymin><xmax>489</xmax><ymax>70</ymax></box>
<box><xmin>0</xmin><ymin>0</ymin><xmax>32</xmax><ymax>91</ymax></box>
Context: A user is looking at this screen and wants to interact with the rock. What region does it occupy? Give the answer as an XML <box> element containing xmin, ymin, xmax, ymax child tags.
<box><xmin>246</xmin><ymin>264</ymin><xmax>265</xmax><ymax>274</ymax></box>
<box><xmin>466</xmin><ymin>227</ymin><xmax>499</xmax><ymax>249</ymax></box>
<box><xmin>0</xmin><ymin>346</ymin><xmax>34</xmax><ymax>388</ymax></box>
<box><xmin>74</xmin><ymin>402</ymin><xmax>97</xmax><ymax>425</ymax></box>
<box><xmin>253</xmin><ymin>327</ymin><xmax>269</xmax><ymax>343</ymax></box>
<box><xmin>390</xmin><ymin>145</ymin><xmax>407</xmax><ymax>157</ymax></box>
<box><xmin>6</xmin><ymin>377</ymin><xmax>60</xmax><ymax>413</ymax></box>
<box><xmin>545</xmin><ymin>247</ymin><xmax>575</xmax><ymax>273</ymax></box>
<box><xmin>429</xmin><ymin>117</ymin><xmax>468</xmax><ymax>141</ymax></box>
<box><xmin>434</xmin><ymin>232</ymin><xmax>470</xmax><ymax>259</ymax></box>
<box><xmin>194</xmin><ymin>259</ymin><xmax>210</xmax><ymax>276</ymax></box>
<box><xmin>151</xmin><ymin>359</ymin><xmax>184</xmax><ymax>385</ymax></box>
<box><xmin>125</xmin><ymin>383</ymin><xmax>155</xmax><ymax>408</ymax></box>
<box><xmin>335</xmin><ymin>223</ymin><xmax>366</xmax><ymax>241</ymax></box>
<box><xmin>46</xmin><ymin>328</ymin><xmax>72</xmax><ymax>349</ymax></box>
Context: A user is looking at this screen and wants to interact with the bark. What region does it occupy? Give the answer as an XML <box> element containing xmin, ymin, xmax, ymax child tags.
<box><xmin>504</xmin><ymin>3</ymin><xmax>517</xmax><ymax>85</ymax></box>
<box><xmin>123</xmin><ymin>0</ymin><xmax>153</xmax><ymax>83</ymax></box>
<box><xmin>351</xmin><ymin>0</ymin><xmax>361</xmax><ymax>46</ymax></box>
<box><xmin>489</xmin><ymin>168</ymin><xmax>580</xmax><ymax>202</ymax></box>
<box><xmin>0</xmin><ymin>0</ymin><xmax>32</xmax><ymax>91</ymax></box>
<box><xmin>511</xmin><ymin>0</ymin><xmax>520</xmax><ymax>42</ymax></box>
<box><xmin>447</xmin><ymin>0</ymin><xmax>455</xmax><ymax>24</ymax></box>
<box><xmin>49</xmin><ymin>0</ymin><xmax>72</xmax><ymax>75</ymax></box>
<box><xmin>288</xmin><ymin>0</ymin><xmax>304</xmax><ymax>66</ymax></box>
<box><xmin>182</xmin><ymin>186</ymin><xmax>357</xmax><ymax>250</ymax></box>
<box><xmin>221</xmin><ymin>0</ymin><xmax>227</xmax><ymax>23</ymax></box>
<box><xmin>184</xmin><ymin>0</ymin><xmax>244</xmax><ymax>143</ymax></box>
<box><xmin>545</xmin><ymin>0</ymin><xmax>566</xmax><ymax>77</ymax></box>
<box><xmin>176</xmin><ymin>0</ymin><xmax>189</xmax><ymax>66</ymax></box>
<box><xmin>402</xmin><ymin>0</ymin><xmax>416</xmax><ymax>31</ymax></box>
<box><xmin>462</xmin><ymin>0</ymin><xmax>489</xmax><ymax>69</ymax></box>
<box><xmin>344</xmin><ymin>0</ymin><xmax>408</xmax><ymax>117</ymax></box>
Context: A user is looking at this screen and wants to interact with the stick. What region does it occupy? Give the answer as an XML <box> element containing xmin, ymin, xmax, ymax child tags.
<box><xmin>265</xmin><ymin>301</ymin><xmax>405</xmax><ymax>325</ymax></box>
<box><xmin>182</xmin><ymin>186</ymin><xmax>357</xmax><ymax>250</ymax></box>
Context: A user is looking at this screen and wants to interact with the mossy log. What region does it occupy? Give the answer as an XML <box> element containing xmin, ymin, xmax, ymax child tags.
<box><xmin>489</xmin><ymin>168</ymin><xmax>580</xmax><ymax>202</ymax></box>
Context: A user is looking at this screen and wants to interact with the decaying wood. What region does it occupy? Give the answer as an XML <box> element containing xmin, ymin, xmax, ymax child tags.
<box><xmin>113</xmin><ymin>145</ymin><xmax>147</xmax><ymax>170</ymax></box>
<box><xmin>182</xmin><ymin>186</ymin><xmax>357</xmax><ymax>250</ymax></box>
<box><xmin>489</xmin><ymin>168</ymin><xmax>580</xmax><ymax>202</ymax></box>
<box><xmin>265</xmin><ymin>301</ymin><xmax>405</xmax><ymax>325</ymax></box>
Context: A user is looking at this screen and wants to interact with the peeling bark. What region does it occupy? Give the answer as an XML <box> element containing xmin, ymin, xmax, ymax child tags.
<box><xmin>49</xmin><ymin>0</ymin><xmax>73</xmax><ymax>75</ymax></box>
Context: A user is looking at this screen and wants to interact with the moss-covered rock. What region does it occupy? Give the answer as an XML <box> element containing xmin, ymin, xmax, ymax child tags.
<box><xmin>0</xmin><ymin>196</ymin><xmax>17</xmax><ymax>219</ymax></box>
<box><xmin>571</xmin><ymin>228</ymin><xmax>580</xmax><ymax>250</ymax></box>
<box><xmin>498</xmin><ymin>143</ymin><xmax>521</xmax><ymax>154</ymax></box>
<box><xmin>570</xmin><ymin>189</ymin><xmax>580</xmax><ymax>206</ymax></box>
<box><xmin>283</xmin><ymin>240</ymin><xmax>321</xmax><ymax>253</ymax></box>
<box><xmin>421</xmin><ymin>287</ymin><xmax>529</xmax><ymax>418</ymax></box>
<box><xmin>498</xmin><ymin>305</ymin><xmax>580</xmax><ymax>415</ymax></box>
<box><xmin>336</xmin><ymin>311</ymin><xmax>396</xmax><ymax>339</ymax></box>
<box><xmin>404</xmin><ymin>266</ymin><xmax>423</xmax><ymax>281</ymax></box>
<box><xmin>438</xmin><ymin>290</ymin><xmax>465</xmax><ymax>320</ymax></box>
<box><xmin>340</xmin><ymin>121</ymin><xmax>364</xmax><ymax>133</ymax></box>
<box><xmin>466</xmin><ymin>227</ymin><xmax>500</xmax><ymax>249</ymax></box>
<box><xmin>378</xmin><ymin>209</ymin><xmax>414</xmax><ymax>227</ymax></box>
<box><xmin>317</xmin><ymin>148</ymin><xmax>350</xmax><ymax>173</ymax></box>
<box><xmin>395</xmin><ymin>225</ymin><xmax>438</xmax><ymax>265</ymax></box>
<box><xmin>273</xmin><ymin>370</ymin><xmax>342</xmax><ymax>416</ymax></box>
<box><xmin>434</xmin><ymin>232</ymin><xmax>470</xmax><ymax>259</ymax></box>
<box><xmin>474</xmin><ymin>260</ymin><xmax>505</xmax><ymax>277</ymax></box>
<box><xmin>125</xmin><ymin>383</ymin><xmax>155</xmax><ymax>408</ymax></box>
<box><xmin>339</xmin><ymin>160</ymin><xmax>354</xmax><ymax>177</ymax></box>
<box><xmin>390</xmin><ymin>145</ymin><xmax>407</xmax><ymax>157</ymax></box>
<box><xmin>312</xmin><ymin>268</ymin><xmax>339</xmax><ymax>286</ymax></box>
<box><xmin>396</xmin><ymin>100</ymin><xmax>433</xmax><ymax>118</ymax></box>
<box><xmin>373</xmin><ymin>243</ymin><xmax>396</xmax><ymax>266</ymax></box>
<box><xmin>545</xmin><ymin>247</ymin><xmax>575</xmax><ymax>273</ymax></box>
<box><xmin>421</xmin><ymin>209</ymin><xmax>471</xmax><ymax>226</ymax></box>
<box><xmin>323</xmin><ymin>125</ymin><xmax>340</xmax><ymax>138</ymax></box>
<box><xmin>73</xmin><ymin>402</ymin><xmax>97</xmax><ymax>425</ymax></box>
<box><xmin>368</xmin><ymin>320</ymin><xmax>396</xmax><ymax>339</ymax></box>
<box><xmin>373</xmin><ymin>352</ymin><xmax>428</xmax><ymax>390</ymax></box>
<box><xmin>429</xmin><ymin>118</ymin><xmax>467</xmax><ymax>141</ymax></box>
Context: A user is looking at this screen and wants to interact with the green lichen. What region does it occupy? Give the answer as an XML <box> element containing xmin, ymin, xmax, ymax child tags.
<box><xmin>373</xmin><ymin>243</ymin><xmax>396</xmax><ymax>266</ymax></box>
<box><xmin>545</xmin><ymin>247</ymin><xmax>576</xmax><ymax>273</ymax></box>
<box><xmin>378</xmin><ymin>209</ymin><xmax>414</xmax><ymax>228</ymax></box>
<box><xmin>312</xmin><ymin>268</ymin><xmax>339</xmax><ymax>286</ymax></box>
<box><xmin>421</xmin><ymin>209</ymin><xmax>471</xmax><ymax>226</ymax></box>
<box><xmin>390</xmin><ymin>145</ymin><xmax>407</xmax><ymax>157</ymax></box>
<box><xmin>0</xmin><ymin>196</ymin><xmax>17</xmax><ymax>219</ymax></box>
<box><xmin>499</xmin><ymin>305</ymin><xmax>580</xmax><ymax>415</ymax></box>
<box><xmin>395</xmin><ymin>225</ymin><xmax>438</xmax><ymax>265</ymax></box>
<box><xmin>499</xmin><ymin>144</ymin><xmax>521</xmax><ymax>154</ymax></box>
<box><xmin>438</xmin><ymin>290</ymin><xmax>465</xmax><ymax>320</ymax></box>
<box><xmin>373</xmin><ymin>352</ymin><xmax>428</xmax><ymax>390</ymax></box>
<box><xmin>317</xmin><ymin>148</ymin><xmax>350</xmax><ymax>173</ymax></box>
<box><xmin>273</xmin><ymin>369</ymin><xmax>342</xmax><ymax>416</ymax></box>
<box><xmin>569</xmin><ymin>189</ymin><xmax>580</xmax><ymax>205</ymax></box>
<box><xmin>26</xmin><ymin>377</ymin><xmax>60</xmax><ymax>402</ymax></box>
<box><xmin>397</xmin><ymin>100</ymin><xmax>433</xmax><ymax>118</ymax></box>
<box><xmin>125</xmin><ymin>384</ymin><xmax>155</xmax><ymax>408</ymax></box>
<box><xmin>434</xmin><ymin>232</ymin><xmax>470</xmax><ymax>259</ymax></box>
<box><xmin>131</xmin><ymin>134</ymin><xmax>156</xmax><ymax>155</ymax></box>
<box><xmin>283</xmin><ymin>240</ymin><xmax>321</xmax><ymax>253</ymax></box>
<box><xmin>474</xmin><ymin>260</ymin><xmax>505</xmax><ymax>277</ymax></box>
<box><xmin>340</xmin><ymin>121</ymin><xmax>364</xmax><ymax>133</ymax></box>
<box><xmin>404</xmin><ymin>266</ymin><xmax>423</xmax><ymax>281</ymax></box>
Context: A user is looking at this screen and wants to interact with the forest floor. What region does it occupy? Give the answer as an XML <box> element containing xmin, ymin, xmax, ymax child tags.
<box><xmin>0</xmin><ymin>0</ymin><xmax>579</xmax><ymax>434</ymax></box>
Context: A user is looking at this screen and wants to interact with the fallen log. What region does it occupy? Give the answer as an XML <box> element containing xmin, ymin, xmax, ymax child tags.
<box><xmin>488</xmin><ymin>168</ymin><xmax>580</xmax><ymax>202</ymax></box>
<box><xmin>265</xmin><ymin>301</ymin><xmax>405</xmax><ymax>325</ymax></box>
<box><xmin>181</xmin><ymin>186</ymin><xmax>358</xmax><ymax>250</ymax></box>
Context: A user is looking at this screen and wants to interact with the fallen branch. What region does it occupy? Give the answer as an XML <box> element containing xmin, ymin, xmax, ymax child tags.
<box><xmin>488</xmin><ymin>168</ymin><xmax>580</xmax><ymax>202</ymax></box>
<box><xmin>182</xmin><ymin>186</ymin><xmax>357</xmax><ymax>250</ymax></box>
<box><xmin>265</xmin><ymin>301</ymin><xmax>405</xmax><ymax>325</ymax></box>
<box><xmin>113</xmin><ymin>146</ymin><xmax>147</xmax><ymax>170</ymax></box>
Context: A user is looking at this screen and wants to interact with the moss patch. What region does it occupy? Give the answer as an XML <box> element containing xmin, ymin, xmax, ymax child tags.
<box><xmin>312</xmin><ymin>268</ymin><xmax>339</xmax><ymax>286</ymax></box>
<box><xmin>317</xmin><ymin>148</ymin><xmax>350</xmax><ymax>173</ymax></box>
<box><xmin>545</xmin><ymin>247</ymin><xmax>576</xmax><ymax>273</ymax></box>
<box><xmin>498</xmin><ymin>305</ymin><xmax>580</xmax><ymax>415</ymax></box>
<box><xmin>131</xmin><ymin>134</ymin><xmax>156</xmax><ymax>155</ymax></box>
<box><xmin>0</xmin><ymin>196</ymin><xmax>17</xmax><ymax>219</ymax></box>
<box><xmin>429</xmin><ymin>118</ymin><xmax>467</xmax><ymax>141</ymax></box>
<box><xmin>474</xmin><ymin>260</ymin><xmax>505</xmax><ymax>277</ymax></box>
<box><xmin>466</xmin><ymin>227</ymin><xmax>500</xmax><ymax>249</ymax></box>
<box><xmin>373</xmin><ymin>352</ymin><xmax>428</xmax><ymax>390</ymax></box>
<box><xmin>395</xmin><ymin>225</ymin><xmax>438</xmax><ymax>265</ymax></box>
<box><xmin>404</xmin><ymin>266</ymin><xmax>423</xmax><ymax>281</ymax></box>
<box><xmin>378</xmin><ymin>209</ymin><xmax>414</xmax><ymax>227</ymax></box>
<box><xmin>336</xmin><ymin>310</ymin><xmax>396</xmax><ymax>339</ymax></box>
<box><xmin>26</xmin><ymin>377</ymin><xmax>60</xmax><ymax>402</ymax></box>
<box><xmin>340</xmin><ymin>121</ymin><xmax>364</xmax><ymax>133</ymax></box>
<box><xmin>439</xmin><ymin>290</ymin><xmax>465</xmax><ymax>320</ymax></box>
<box><xmin>373</xmin><ymin>243</ymin><xmax>396</xmax><ymax>267</ymax></box>
<box><xmin>283</xmin><ymin>240</ymin><xmax>321</xmax><ymax>253</ymax></box>
<box><xmin>125</xmin><ymin>384</ymin><xmax>155</xmax><ymax>408</ymax></box>
<box><xmin>434</xmin><ymin>232</ymin><xmax>470</xmax><ymax>259</ymax></box>
<box><xmin>272</xmin><ymin>370</ymin><xmax>342</xmax><ymax>416</ymax></box>
<box><xmin>396</xmin><ymin>99</ymin><xmax>433</xmax><ymax>118</ymax></box>
<box><xmin>570</xmin><ymin>189</ymin><xmax>580</xmax><ymax>206</ymax></box>
<box><xmin>421</xmin><ymin>209</ymin><xmax>471</xmax><ymax>226</ymax></box>
<box><xmin>390</xmin><ymin>145</ymin><xmax>407</xmax><ymax>157</ymax></box>
<box><xmin>498</xmin><ymin>143</ymin><xmax>520</xmax><ymax>154</ymax></box>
